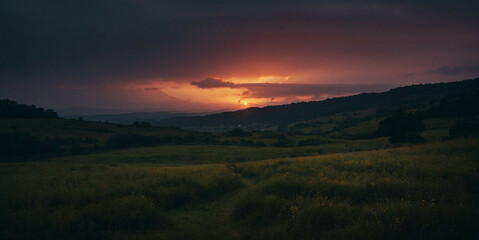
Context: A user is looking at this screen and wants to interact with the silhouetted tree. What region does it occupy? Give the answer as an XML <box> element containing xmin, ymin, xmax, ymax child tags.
<box><xmin>428</xmin><ymin>91</ymin><xmax>479</xmax><ymax>120</ymax></box>
<box><xmin>377</xmin><ymin>110</ymin><xmax>425</xmax><ymax>143</ymax></box>
<box><xmin>449</xmin><ymin>120</ymin><xmax>479</xmax><ymax>138</ymax></box>
<box><xmin>0</xmin><ymin>99</ymin><xmax>59</xmax><ymax>118</ymax></box>
<box><xmin>227</xmin><ymin>128</ymin><xmax>252</xmax><ymax>137</ymax></box>
<box><xmin>132</xmin><ymin>121</ymin><xmax>152</xmax><ymax>128</ymax></box>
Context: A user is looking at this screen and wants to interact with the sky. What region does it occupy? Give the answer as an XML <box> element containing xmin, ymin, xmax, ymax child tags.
<box><xmin>1</xmin><ymin>0</ymin><xmax>478</xmax><ymax>113</ymax></box>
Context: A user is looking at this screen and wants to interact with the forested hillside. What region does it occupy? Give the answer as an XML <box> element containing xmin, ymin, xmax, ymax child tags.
<box><xmin>158</xmin><ymin>78</ymin><xmax>479</xmax><ymax>127</ymax></box>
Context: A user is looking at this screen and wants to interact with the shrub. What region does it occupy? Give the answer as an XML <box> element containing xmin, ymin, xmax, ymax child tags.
<box><xmin>377</xmin><ymin>110</ymin><xmax>425</xmax><ymax>143</ymax></box>
<box><xmin>449</xmin><ymin>120</ymin><xmax>479</xmax><ymax>138</ymax></box>
<box><xmin>227</xmin><ymin>128</ymin><xmax>252</xmax><ymax>137</ymax></box>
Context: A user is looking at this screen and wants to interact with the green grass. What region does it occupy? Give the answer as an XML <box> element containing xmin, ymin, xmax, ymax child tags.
<box><xmin>328</xmin><ymin>118</ymin><xmax>381</xmax><ymax>138</ymax></box>
<box><xmin>52</xmin><ymin>137</ymin><xmax>389</xmax><ymax>165</ymax></box>
<box><xmin>292</xmin><ymin>108</ymin><xmax>380</xmax><ymax>135</ymax></box>
<box><xmin>421</xmin><ymin>117</ymin><xmax>457</xmax><ymax>141</ymax></box>
<box><xmin>1</xmin><ymin>138</ymin><xmax>478</xmax><ymax>239</ymax></box>
<box><xmin>226</xmin><ymin>138</ymin><xmax>479</xmax><ymax>239</ymax></box>
<box><xmin>0</xmin><ymin>163</ymin><xmax>243</xmax><ymax>239</ymax></box>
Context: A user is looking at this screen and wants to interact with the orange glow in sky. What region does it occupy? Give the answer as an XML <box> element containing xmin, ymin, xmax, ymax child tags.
<box><xmin>151</xmin><ymin>76</ymin><xmax>299</xmax><ymax>110</ymax></box>
<box><xmin>119</xmin><ymin>73</ymin><xmax>399</xmax><ymax>111</ymax></box>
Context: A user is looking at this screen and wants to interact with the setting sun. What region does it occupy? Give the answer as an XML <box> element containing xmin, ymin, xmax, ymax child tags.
<box><xmin>243</xmin><ymin>102</ymin><xmax>248</xmax><ymax>106</ymax></box>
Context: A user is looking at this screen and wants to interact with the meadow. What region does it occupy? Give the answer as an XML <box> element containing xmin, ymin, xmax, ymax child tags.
<box><xmin>52</xmin><ymin>137</ymin><xmax>389</xmax><ymax>165</ymax></box>
<box><xmin>1</xmin><ymin>138</ymin><xmax>477</xmax><ymax>239</ymax></box>
<box><xmin>1</xmin><ymin>92</ymin><xmax>478</xmax><ymax>239</ymax></box>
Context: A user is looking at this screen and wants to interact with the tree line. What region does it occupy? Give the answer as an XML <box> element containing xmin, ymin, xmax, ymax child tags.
<box><xmin>0</xmin><ymin>99</ymin><xmax>59</xmax><ymax>118</ymax></box>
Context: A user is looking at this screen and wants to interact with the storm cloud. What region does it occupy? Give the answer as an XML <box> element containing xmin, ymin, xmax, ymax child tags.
<box><xmin>1</xmin><ymin>0</ymin><xmax>478</xmax><ymax>110</ymax></box>
<box><xmin>2</xmin><ymin>1</ymin><xmax>479</xmax><ymax>84</ymax></box>
<box><xmin>191</xmin><ymin>78</ymin><xmax>235</xmax><ymax>88</ymax></box>
<box><xmin>191</xmin><ymin>78</ymin><xmax>397</xmax><ymax>99</ymax></box>
<box><xmin>432</xmin><ymin>63</ymin><xmax>479</xmax><ymax>76</ymax></box>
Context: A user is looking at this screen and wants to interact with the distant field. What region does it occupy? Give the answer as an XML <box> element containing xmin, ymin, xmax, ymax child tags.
<box><xmin>52</xmin><ymin>137</ymin><xmax>390</xmax><ymax>165</ymax></box>
<box><xmin>0</xmin><ymin>118</ymin><xmax>191</xmax><ymax>144</ymax></box>
<box><xmin>1</xmin><ymin>138</ymin><xmax>478</xmax><ymax>239</ymax></box>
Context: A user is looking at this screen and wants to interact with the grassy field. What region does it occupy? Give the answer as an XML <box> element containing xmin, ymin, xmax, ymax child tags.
<box><xmin>51</xmin><ymin>137</ymin><xmax>389</xmax><ymax>165</ymax></box>
<box><xmin>0</xmin><ymin>118</ymin><xmax>192</xmax><ymax>144</ymax></box>
<box><xmin>1</xmin><ymin>138</ymin><xmax>478</xmax><ymax>239</ymax></box>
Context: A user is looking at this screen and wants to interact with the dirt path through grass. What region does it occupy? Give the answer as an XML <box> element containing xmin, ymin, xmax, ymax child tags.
<box><xmin>162</xmin><ymin>173</ymin><xmax>257</xmax><ymax>240</ymax></box>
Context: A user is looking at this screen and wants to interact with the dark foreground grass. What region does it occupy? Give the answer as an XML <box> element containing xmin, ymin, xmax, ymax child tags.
<box><xmin>52</xmin><ymin>137</ymin><xmax>389</xmax><ymax>165</ymax></box>
<box><xmin>0</xmin><ymin>138</ymin><xmax>478</xmax><ymax>239</ymax></box>
<box><xmin>228</xmin><ymin>138</ymin><xmax>479</xmax><ymax>239</ymax></box>
<box><xmin>0</xmin><ymin>164</ymin><xmax>243</xmax><ymax>239</ymax></box>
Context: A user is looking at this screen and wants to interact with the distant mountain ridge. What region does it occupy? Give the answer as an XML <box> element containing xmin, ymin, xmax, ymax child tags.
<box><xmin>157</xmin><ymin>78</ymin><xmax>479</xmax><ymax>127</ymax></box>
<box><xmin>63</xmin><ymin>111</ymin><xmax>209</xmax><ymax>125</ymax></box>
<box><xmin>56</xmin><ymin>107</ymin><xmax>133</xmax><ymax>116</ymax></box>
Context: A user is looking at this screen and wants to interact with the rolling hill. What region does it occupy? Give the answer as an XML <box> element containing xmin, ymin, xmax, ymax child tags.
<box><xmin>61</xmin><ymin>111</ymin><xmax>207</xmax><ymax>125</ymax></box>
<box><xmin>157</xmin><ymin>78</ymin><xmax>479</xmax><ymax>128</ymax></box>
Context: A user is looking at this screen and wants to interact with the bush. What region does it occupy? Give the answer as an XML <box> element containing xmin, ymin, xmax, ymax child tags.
<box><xmin>377</xmin><ymin>110</ymin><xmax>425</xmax><ymax>143</ymax></box>
<box><xmin>227</xmin><ymin>128</ymin><xmax>252</xmax><ymax>137</ymax></box>
<box><xmin>428</xmin><ymin>91</ymin><xmax>479</xmax><ymax>119</ymax></box>
<box><xmin>449</xmin><ymin>120</ymin><xmax>479</xmax><ymax>138</ymax></box>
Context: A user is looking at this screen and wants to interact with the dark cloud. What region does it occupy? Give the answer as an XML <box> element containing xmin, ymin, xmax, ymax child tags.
<box><xmin>191</xmin><ymin>78</ymin><xmax>236</xmax><ymax>88</ymax></box>
<box><xmin>191</xmin><ymin>78</ymin><xmax>397</xmax><ymax>99</ymax></box>
<box><xmin>1</xmin><ymin>0</ymin><xmax>478</xmax><ymax>85</ymax></box>
<box><xmin>431</xmin><ymin>63</ymin><xmax>479</xmax><ymax>76</ymax></box>
<box><xmin>1</xmin><ymin>0</ymin><xmax>478</xmax><ymax>110</ymax></box>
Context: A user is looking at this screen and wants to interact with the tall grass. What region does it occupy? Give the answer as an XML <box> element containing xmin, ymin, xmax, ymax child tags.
<box><xmin>229</xmin><ymin>138</ymin><xmax>479</xmax><ymax>239</ymax></box>
<box><xmin>55</xmin><ymin>137</ymin><xmax>388</xmax><ymax>166</ymax></box>
<box><xmin>0</xmin><ymin>138</ymin><xmax>477</xmax><ymax>239</ymax></box>
<box><xmin>0</xmin><ymin>164</ymin><xmax>243</xmax><ymax>239</ymax></box>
